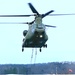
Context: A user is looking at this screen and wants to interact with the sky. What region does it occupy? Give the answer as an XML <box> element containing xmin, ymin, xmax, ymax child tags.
<box><xmin>0</xmin><ymin>0</ymin><xmax>75</xmax><ymax>64</ymax></box>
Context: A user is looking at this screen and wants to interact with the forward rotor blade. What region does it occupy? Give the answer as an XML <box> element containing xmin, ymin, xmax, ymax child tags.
<box><xmin>49</xmin><ymin>13</ymin><xmax>75</xmax><ymax>16</ymax></box>
<box><xmin>45</xmin><ymin>25</ymin><xmax>56</xmax><ymax>28</ymax></box>
<box><xmin>42</xmin><ymin>10</ymin><xmax>54</xmax><ymax>18</ymax></box>
<box><xmin>0</xmin><ymin>14</ymin><xmax>34</xmax><ymax>17</ymax></box>
<box><xmin>28</xmin><ymin>3</ymin><xmax>39</xmax><ymax>15</ymax></box>
<box><xmin>0</xmin><ymin>22</ymin><xmax>28</xmax><ymax>24</ymax></box>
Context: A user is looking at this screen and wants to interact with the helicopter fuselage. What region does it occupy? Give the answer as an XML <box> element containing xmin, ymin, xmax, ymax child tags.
<box><xmin>22</xmin><ymin>22</ymin><xmax>48</xmax><ymax>48</ymax></box>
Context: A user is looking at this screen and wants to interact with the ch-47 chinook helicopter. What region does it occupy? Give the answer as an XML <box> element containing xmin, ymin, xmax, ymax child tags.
<box><xmin>0</xmin><ymin>3</ymin><xmax>75</xmax><ymax>52</ymax></box>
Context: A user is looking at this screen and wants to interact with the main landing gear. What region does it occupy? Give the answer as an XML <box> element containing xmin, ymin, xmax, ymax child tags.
<box><xmin>22</xmin><ymin>47</ymin><xmax>24</xmax><ymax>52</ymax></box>
<box><xmin>22</xmin><ymin>44</ymin><xmax>47</xmax><ymax>52</ymax></box>
<box><xmin>39</xmin><ymin>44</ymin><xmax>47</xmax><ymax>52</ymax></box>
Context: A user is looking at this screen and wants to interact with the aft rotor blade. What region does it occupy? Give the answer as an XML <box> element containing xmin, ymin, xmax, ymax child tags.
<box><xmin>28</xmin><ymin>3</ymin><xmax>39</xmax><ymax>15</ymax></box>
<box><xmin>49</xmin><ymin>13</ymin><xmax>75</xmax><ymax>16</ymax></box>
<box><xmin>42</xmin><ymin>10</ymin><xmax>54</xmax><ymax>18</ymax></box>
<box><xmin>0</xmin><ymin>15</ymin><xmax>34</xmax><ymax>17</ymax></box>
<box><xmin>45</xmin><ymin>25</ymin><xmax>56</xmax><ymax>28</ymax></box>
<box><xmin>0</xmin><ymin>22</ymin><xmax>28</xmax><ymax>24</ymax></box>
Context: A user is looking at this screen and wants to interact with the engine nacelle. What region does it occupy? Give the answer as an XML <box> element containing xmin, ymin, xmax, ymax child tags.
<box><xmin>23</xmin><ymin>30</ymin><xmax>28</xmax><ymax>36</ymax></box>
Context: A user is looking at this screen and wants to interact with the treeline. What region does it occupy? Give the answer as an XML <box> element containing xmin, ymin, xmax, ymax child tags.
<box><xmin>0</xmin><ymin>62</ymin><xmax>75</xmax><ymax>74</ymax></box>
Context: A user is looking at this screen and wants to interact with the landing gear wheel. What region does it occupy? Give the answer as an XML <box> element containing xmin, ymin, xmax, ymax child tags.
<box><xmin>22</xmin><ymin>48</ymin><xmax>24</xmax><ymax>52</ymax></box>
<box><xmin>39</xmin><ymin>48</ymin><xmax>42</xmax><ymax>52</ymax></box>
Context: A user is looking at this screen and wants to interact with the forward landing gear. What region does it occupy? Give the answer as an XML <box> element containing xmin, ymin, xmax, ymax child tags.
<box><xmin>39</xmin><ymin>48</ymin><xmax>42</xmax><ymax>52</ymax></box>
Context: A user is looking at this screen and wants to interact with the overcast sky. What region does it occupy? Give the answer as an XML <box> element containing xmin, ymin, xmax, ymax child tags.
<box><xmin>0</xmin><ymin>0</ymin><xmax>75</xmax><ymax>64</ymax></box>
